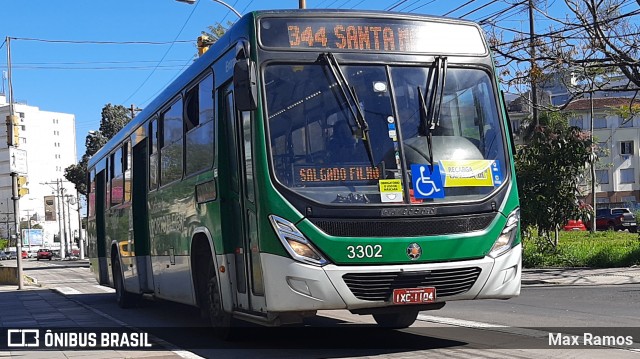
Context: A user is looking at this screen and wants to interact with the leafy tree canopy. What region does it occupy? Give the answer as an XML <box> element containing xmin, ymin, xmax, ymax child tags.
<box><xmin>515</xmin><ymin>111</ymin><xmax>594</xmax><ymax>241</ymax></box>
<box><xmin>64</xmin><ymin>104</ymin><xmax>130</xmax><ymax>195</ymax></box>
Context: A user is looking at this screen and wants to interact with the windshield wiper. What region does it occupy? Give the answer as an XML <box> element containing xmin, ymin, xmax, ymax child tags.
<box><xmin>319</xmin><ymin>52</ymin><xmax>376</xmax><ymax>169</ymax></box>
<box><xmin>418</xmin><ymin>56</ymin><xmax>448</xmax><ymax>170</ymax></box>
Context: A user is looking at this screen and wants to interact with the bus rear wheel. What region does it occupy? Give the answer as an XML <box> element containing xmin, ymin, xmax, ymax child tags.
<box><xmin>373</xmin><ymin>310</ymin><xmax>419</xmax><ymax>329</ymax></box>
<box><xmin>206</xmin><ymin>268</ymin><xmax>234</xmax><ymax>339</ymax></box>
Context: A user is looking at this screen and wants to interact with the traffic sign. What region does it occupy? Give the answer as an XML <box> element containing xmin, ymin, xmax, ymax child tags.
<box><xmin>9</xmin><ymin>147</ymin><xmax>28</xmax><ymax>174</ymax></box>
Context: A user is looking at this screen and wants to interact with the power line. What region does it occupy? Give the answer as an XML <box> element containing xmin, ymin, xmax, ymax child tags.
<box><xmin>398</xmin><ymin>0</ymin><xmax>421</xmax><ymax>12</ymax></box>
<box><xmin>459</xmin><ymin>0</ymin><xmax>500</xmax><ymax>19</ymax></box>
<box><xmin>442</xmin><ymin>0</ymin><xmax>477</xmax><ymax>17</ymax></box>
<box><xmin>349</xmin><ymin>0</ymin><xmax>367</xmax><ymax>9</ymax></box>
<box><xmin>476</xmin><ymin>1</ymin><xmax>527</xmax><ymax>24</ymax></box>
<box><xmin>239</xmin><ymin>0</ymin><xmax>255</xmax><ymax>13</ymax></box>
<box><xmin>10</xmin><ymin>65</ymin><xmax>187</xmax><ymax>71</ymax></box>
<box><xmin>8</xmin><ymin>37</ymin><xmax>194</xmax><ymax>45</ymax></box>
<box><xmin>403</xmin><ymin>0</ymin><xmax>438</xmax><ymax>13</ymax></box>
<box><xmin>120</xmin><ymin>0</ymin><xmax>201</xmax><ymax>106</ymax></box>
<box><xmin>386</xmin><ymin>0</ymin><xmax>407</xmax><ymax>11</ymax></box>
<box><xmin>493</xmin><ymin>8</ymin><xmax>640</xmax><ymax>48</ymax></box>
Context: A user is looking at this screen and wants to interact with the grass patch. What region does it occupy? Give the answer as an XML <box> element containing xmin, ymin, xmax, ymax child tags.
<box><xmin>522</xmin><ymin>230</ymin><xmax>640</xmax><ymax>268</ymax></box>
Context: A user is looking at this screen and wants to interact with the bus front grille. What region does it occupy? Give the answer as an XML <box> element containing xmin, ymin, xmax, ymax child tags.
<box><xmin>309</xmin><ymin>214</ymin><xmax>496</xmax><ymax>237</ymax></box>
<box><xmin>342</xmin><ymin>267</ymin><xmax>482</xmax><ymax>301</ymax></box>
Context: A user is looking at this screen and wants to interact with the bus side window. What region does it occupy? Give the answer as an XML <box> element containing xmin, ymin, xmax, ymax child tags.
<box><xmin>88</xmin><ymin>170</ymin><xmax>96</xmax><ymax>218</ymax></box>
<box><xmin>123</xmin><ymin>140</ymin><xmax>132</xmax><ymax>202</ymax></box>
<box><xmin>106</xmin><ymin>155</ymin><xmax>113</xmax><ymax>208</ymax></box>
<box><xmin>149</xmin><ymin>118</ymin><xmax>158</xmax><ymax>191</ymax></box>
<box><xmin>185</xmin><ymin>73</ymin><xmax>215</xmax><ymax>176</ymax></box>
<box><xmin>160</xmin><ymin>98</ymin><xmax>184</xmax><ymax>185</ymax></box>
<box><xmin>112</xmin><ymin>146</ymin><xmax>124</xmax><ymax>206</ymax></box>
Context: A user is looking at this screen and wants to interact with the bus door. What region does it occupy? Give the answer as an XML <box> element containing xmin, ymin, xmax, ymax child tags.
<box><xmin>219</xmin><ymin>82</ymin><xmax>265</xmax><ymax>313</ymax></box>
<box><xmin>95</xmin><ymin>170</ymin><xmax>109</xmax><ymax>285</ymax></box>
<box><xmin>132</xmin><ymin>139</ymin><xmax>153</xmax><ymax>293</ymax></box>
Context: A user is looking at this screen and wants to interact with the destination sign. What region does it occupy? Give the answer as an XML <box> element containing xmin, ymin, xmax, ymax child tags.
<box><xmin>260</xmin><ymin>17</ymin><xmax>486</xmax><ymax>55</ymax></box>
<box><xmin>294</xmin><ymin>164</ymin><xmax>380</xmax><ymax>186</ymax></box>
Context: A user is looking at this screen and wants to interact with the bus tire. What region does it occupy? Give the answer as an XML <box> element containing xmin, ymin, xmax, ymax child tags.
<box><xmin>113</xmin><ymin>258</ymin><xmax>139</xmax><ymax>309</ymax></box>
<box><xmin>372</xmin><ymin>310</ymin><xmax>419</xmax><ymax>329</ymax></box>
<box><xmin>206</xmin><ymin>266</ymin><xmax>234</xmax><ymax>339</ymax></box>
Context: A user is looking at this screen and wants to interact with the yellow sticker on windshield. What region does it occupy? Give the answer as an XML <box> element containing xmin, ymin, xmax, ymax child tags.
<box><xmin>379</xmin><ymin>179</ymin><xmax>403</xmax><ymax>203</ymax></box>
<box><xmin>440</xmin><ymin>160</ymin><xmax>494</xmax><ymax>187</ymax></box>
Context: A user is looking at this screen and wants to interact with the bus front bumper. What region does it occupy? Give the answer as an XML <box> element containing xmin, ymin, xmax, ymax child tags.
<box><xmin>261</xmin><ymin>243</ymin><xmax>522</xmax><ymax>312</ymax></box>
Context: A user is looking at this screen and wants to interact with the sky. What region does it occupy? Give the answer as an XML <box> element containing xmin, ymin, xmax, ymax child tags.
<box><xmin>0</xmin><ymin>0</ymin><xmax>580</xmax><ymax>160</ymax></box>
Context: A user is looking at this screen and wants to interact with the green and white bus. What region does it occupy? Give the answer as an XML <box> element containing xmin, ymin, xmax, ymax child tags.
<box><xmin>88</xmin><ymin>9</ymin><xmax>521</xmax><ymax>330</ymax></box>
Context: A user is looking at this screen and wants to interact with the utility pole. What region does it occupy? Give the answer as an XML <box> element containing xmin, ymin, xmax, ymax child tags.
<box><xmin>5</xmin><ymin>36</ymin><xmax>23</xmax><ymax>289</ymax></box>
<box><xmin>76</xmin><ymin>190</ymin><xmax>84</xmax><ymax>259</ymax></box>
<box><xmin>528</xmin><ymin>0</ymin><xmax>539</xmax><ymax>127</ymax></box>
<box><xmin>65</xmin><ymin>195</ymin><xmax>72</xmax><ymax>256</ymax></box>
<box><xmin>56</xmin><ymin>179</ymin><xmax>65</xmax><ymax>259</ymax></box>
<box><xmin>129</xmin><ymin>104</ymin><xmax>142</xmax><ymax>119</ymax></box>
<box><xmin>299</xmin><ymin>0</ymin><xmax>306</xmax><ymax>9</ymax></box>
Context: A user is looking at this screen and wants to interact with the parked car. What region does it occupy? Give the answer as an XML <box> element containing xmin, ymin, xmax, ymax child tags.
<box><xmin>21</xmin><ymin>250</ymin><xmax>28</xmax><ymax>259</ymax></box>
<box><xmin>27</xmin><ymin>249</ymin><xmax>39</xmax><ymax>258</ymax></box>
<box><xmin>0</xmin><ymin>251</ymin><xmax>8</xmax><ymax>260</ymax></box>
<box><xmin>37</xmin><ymin>249</ymin><xmax>53</xmax><ymax>261</ymax></box>
<box><xmin>587</xmin><ymin>208</ymin><xmax>637</xmax><ymax>232</ymax></box>
<box><xmin>7</xmin><ymin>251</ymin><xmax>17</xmax><ymax>260</ymax></box>
<box><xmin>564</xmin><ymin>219</ymin><xmax>587</xmax><ymax>231</ymax></box>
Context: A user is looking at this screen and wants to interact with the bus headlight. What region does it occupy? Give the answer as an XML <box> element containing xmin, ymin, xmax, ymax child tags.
<box><xmin>489</xmin><ymin>208</ymin><xmax>520</xmax><ymax>258</ymax></box>
<box><xmin>269</xmin><ymin>215</ymin><xmax>328</xmax><ymax>266</ymax></box>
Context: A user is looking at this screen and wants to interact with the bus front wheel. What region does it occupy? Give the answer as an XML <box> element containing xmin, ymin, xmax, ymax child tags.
<box><xmin>113</xmin><ymin>258</ymin><xmax>139</xmax><ymax>308</ymax></box>
<box><xmin>373</xmin><ymin>310</ymin><xmax>419</xmax><ymax>329</ymax></box>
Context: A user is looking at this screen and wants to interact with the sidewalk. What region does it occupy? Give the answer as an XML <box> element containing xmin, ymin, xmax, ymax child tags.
<box><xmin>0</xmin><ymin>285</ymin><xmax>185</xmax><ymax>358</ymax></box>
<box><xmin>522</xmin><ymin>266</ymin><xmax>640</xmax><ymax>286</ymax></box>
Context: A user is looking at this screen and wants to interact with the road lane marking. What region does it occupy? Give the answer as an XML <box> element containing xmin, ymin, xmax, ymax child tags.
<box><xmin>54</xmin><ymin>286</ymin><xmax>82</xmax><ymax>295</ymax></box>
<box><xmin>94</xmin><ymin>284</ymin><xmax>116</xmax><ymax>293</ymax></box>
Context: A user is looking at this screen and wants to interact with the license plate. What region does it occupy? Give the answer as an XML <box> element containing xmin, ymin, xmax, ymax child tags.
<box><xmin>392</xmin><ymin>287</ymin><xmax>436</xmax><ymax>305</ymax></box>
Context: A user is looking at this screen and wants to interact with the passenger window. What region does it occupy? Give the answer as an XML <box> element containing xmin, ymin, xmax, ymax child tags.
<box><xmin>111</xmin><ymin>148</ymin><xmax>124</xmax><ymax>206</ymax></box>
<box><xmin>185</xmin><ymin>73</ymin><xmax>215</xmax><ymax>176</ymax></box>
<box><xmin>160</xmin><ymin>99</ymin><xmax>184</xmax><ymax>185</ymax></box>
<box><xmin>149</xmin><ymin>119</ymin><xmax>158</xmax><ymax>191</ymax></box>
<box><xmin>123</xmin><ymin>141</ymin><xmax>132</xmax><ymax>202</ymax></box>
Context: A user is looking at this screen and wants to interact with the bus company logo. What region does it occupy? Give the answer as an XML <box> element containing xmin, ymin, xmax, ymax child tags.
<box><xmin>406</xmin><ymin>243</ymin><xmax>422</xmax><ymax>260</ymax></box>
<box><xmin>7</xmin><ymin>329</ymin><xmax>40</xmax><ymax>347</ymax></box>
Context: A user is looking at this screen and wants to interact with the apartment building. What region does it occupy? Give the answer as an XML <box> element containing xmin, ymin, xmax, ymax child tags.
<box><xmin>0</xmin><ymin>93</ymin><xmax>79</xmax><ymax>249</ymax></box>
<box><xmin>564</xmin><ymin>97</ymin><xmax>640</xmax><ymax>205</ymax></box>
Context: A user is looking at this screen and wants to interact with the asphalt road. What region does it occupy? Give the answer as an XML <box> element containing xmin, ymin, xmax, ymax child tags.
<box><xmin>10</xmin><ymin>258</ymin><xmax>640</xmax><ymax>358</ymax></box>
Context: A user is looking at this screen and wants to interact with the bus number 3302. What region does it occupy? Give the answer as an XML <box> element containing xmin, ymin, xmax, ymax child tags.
<box><xmin>346</xmin><ymin>244</ymin><xmax>383</xmax><ymax>259</ymax></box>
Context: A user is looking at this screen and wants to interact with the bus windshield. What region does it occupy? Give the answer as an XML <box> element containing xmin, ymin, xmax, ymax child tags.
<box><xmin>265</xmin><ymin>63</ymin><xmax>507</xmax><ymax>205</ymax></box>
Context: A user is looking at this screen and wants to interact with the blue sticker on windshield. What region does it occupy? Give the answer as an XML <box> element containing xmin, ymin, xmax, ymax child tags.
<box><xmin>411</xmin><ymin>164</ymin><xmax>444</xmax><ymax>198</ymax></box>
<box><xmin>491</xmin><ymin>160</ymin><xmax>503</xmax><ymax>186</ymax></box>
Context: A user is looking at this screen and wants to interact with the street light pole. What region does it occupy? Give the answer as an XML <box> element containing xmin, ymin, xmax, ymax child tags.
<box><xmin>6</xmin><ymin>36</ymin><xmax>23</xmax><ymax>289</ymax></box>
<box><xmin>176</xmin><ymin>0</ymin><xmax>242</xmax><ymax>18</ymax></box>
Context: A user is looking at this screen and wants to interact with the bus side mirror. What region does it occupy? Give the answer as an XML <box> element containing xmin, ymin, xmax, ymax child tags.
<box><xmin>233</xmin><ymin>59</ymin><xmax>257</xmax><ymax>111</ymax></box>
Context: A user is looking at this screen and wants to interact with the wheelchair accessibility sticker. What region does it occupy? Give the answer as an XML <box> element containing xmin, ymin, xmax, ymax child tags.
<box><xmin>411</xmin><ymin>164</ymin><xmax>445</xmax><ymax>199</ymax></box>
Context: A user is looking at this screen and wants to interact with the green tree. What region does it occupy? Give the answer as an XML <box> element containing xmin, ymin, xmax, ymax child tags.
<box><xmin>201</xmin><ymin>21</ymin><xmax>232</xmax><ymax>44</ymax></box>
<box><xmin>515</xmin><ymin>111</ymin><xmax>594</xmax><ymax>247</ymax></box>
<box><xmin>64</xmin><ymin>104</ymin><xmax>130</xmax><ymax>195</ymax></box>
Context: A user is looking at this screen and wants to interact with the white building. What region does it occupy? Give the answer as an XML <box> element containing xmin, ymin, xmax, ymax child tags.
<box><xmin>564</xmin><ymin>97</ymin><xmax>640</xmax><ymax>205</ymax></box>
<box><xmin>0</xmin><ymin>93</ymin><xmax>80</xmax><ymax>250</ymax></box>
